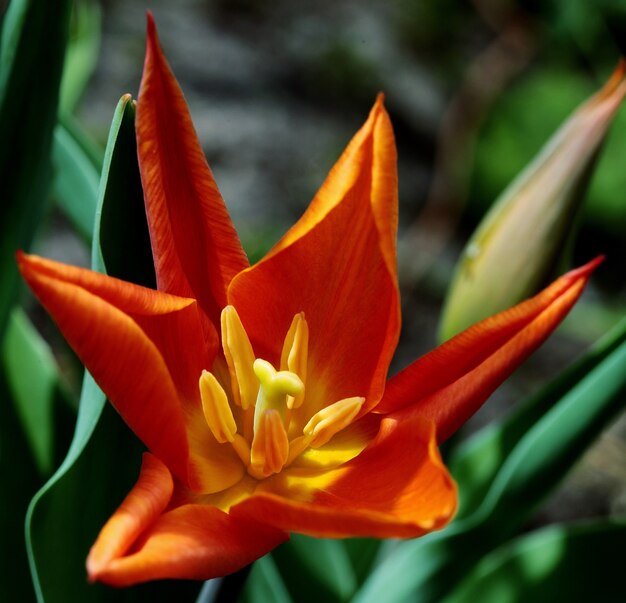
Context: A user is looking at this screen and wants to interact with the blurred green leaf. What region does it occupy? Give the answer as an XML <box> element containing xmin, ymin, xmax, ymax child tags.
<box><xmin>271</xmin><ymin>535</ymin><xmax>357</xmax><ymax>603</ymax></box>
<box><xmin>2</xmin><ymin>308</ymin><xmax>58</xmax><ymax>475</ymax></box>
<box><xmin>442</xmin><ymin>519</ymin><xmax>626</xmax><ymax>603</ymax></box>
<box><xmin>343</xmin><ymin>538</ymin><xmax>381</xmax><ymax>586</ymax></box>
<box><xmin>242</xmin><ymin>556</ymin><xmax>293</xmax><ymax>603</ymax></box>
<box><xmin>449</xmin><ymin>318</ymin><xmax>626</xmax><ymax>518</ymax></box>
<box><xmin>51</xmin><ymin>121</ymin><xmax>100</xmax><ymax>241</ymax></box>
<box><xmin>59</xmin><ymin>0</ymin><xmax>101</xmax><ymax>115</ymax></box>
<box><xmin>25</xmin><ymin>96</ymin><xmax>191</xmax><ymax>602</ymax></box>
<box><xmin>0</xmin><ymin>0</ymin><xmax>72</xmax><ymax>339</ymax></box>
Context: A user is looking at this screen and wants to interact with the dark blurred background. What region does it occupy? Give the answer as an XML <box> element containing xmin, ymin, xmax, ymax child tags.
<box><xmin>39</xmin><ymin>0</ymin><xmax>626</xmax><ymax>529</ymax></box>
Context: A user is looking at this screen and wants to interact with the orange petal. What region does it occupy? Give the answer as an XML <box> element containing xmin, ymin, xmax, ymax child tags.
<box><xmin>137</xmin><ymin>14</ymin><xmax>249</xmax><ymax>327</ymax></box>
<box><xmin>377</xmin><ymin>258</ymin><xmax>602</xmax><ymax>442</ymax></box>
<box><xmin>231</xmin><ymin>416</ymin><xmax>457</xmax><ymax>538</ymax></box>
<box><xmin>228</xmin><ymin>97</ymin><xmax>400</xmax><ymax>422</ymax></box>
<box><xmin>87</xmin><ymin>453</ymin><xmax>174</xmax><ymax>582</ymax></box>
<box><xmin>17</xmin><ymin>252</ymin><xmax>211</xmax><ymax>486</ymax></box>
<box><xmin>88</xmin><ymin>454</ymin><xmax>287</xmax><ymax>586</ymax></box>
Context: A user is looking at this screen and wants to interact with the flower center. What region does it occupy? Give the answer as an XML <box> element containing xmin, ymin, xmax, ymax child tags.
<box><xmin>199</xmin><ymin>305</ymin><xmax>365</xmax><ymax>480</ymax></box>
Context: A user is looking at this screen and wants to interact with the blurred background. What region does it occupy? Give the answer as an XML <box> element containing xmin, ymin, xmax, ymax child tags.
<box><xmin>17</xmin><ymin>0</ymin><xmax>626</xmax><ymax>546</ymax></box>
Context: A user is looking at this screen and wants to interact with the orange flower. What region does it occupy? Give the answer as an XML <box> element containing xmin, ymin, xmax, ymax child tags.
<box><xmin>18</xmin><ymin>15</ymin><xmax>600</xmax><ymax>586</ymax></box>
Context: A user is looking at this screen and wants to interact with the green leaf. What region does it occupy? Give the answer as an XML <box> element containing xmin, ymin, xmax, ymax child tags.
<box><xmin>0</xmin><ymin>0</ymin><xmax>72</xmax><ymax>339</ymax></box>
<box><xmin>442</xmin><ymin>519</ymin><xmax>626</xmax><ymax>603</ymax></box>
<box><xmin>242</xmin><ymin>556</ymin><xmax>293</xmax><ymax>603</ymax></box>
<box><xmin>449</xmin><ymin>318</ymin><xmax>626</xmax><ymax>518</ymax></box>
<box><xmin>51</xmin><ymin>121</ymin><xmax>100</xmax><ymax>241</ymax></box>
<box><xmin>92</xmin><ymin>99</ymin><xmax>155</xmax><ymax>288</ymax></box>
<box><xmin>25</xmin><ymin>95</ymin><xmax>187</xmax><ymax>602</ymax></box>
<box><xmin>2</xmin><ymin>308</ymin><xmax>58</xmax><ymax>475</ymax></box>
<box><xmin>479</xmin><ymin>336</ymin><xmax>626</xmax><ymax>529</ymax></box>
<box><xmin>271</xmin><ymin>535</ymin><xmax>357</xmax><ymax>602</ymax></box>
<box><xmin>0</xmin><ymin>358</ymin><xmax>45</xmax><ymax>603</ymax></box>
<box><xmin>58</xmin><ymin>0</ymin><xmax>101</xmax><ymax>115</ymax></box>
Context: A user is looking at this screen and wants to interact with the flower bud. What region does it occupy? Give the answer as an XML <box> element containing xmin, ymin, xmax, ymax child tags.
<box><xmin>440</xmin><ymin>62</ymin><xmax>626</xmax><ymax>341</ymax></box>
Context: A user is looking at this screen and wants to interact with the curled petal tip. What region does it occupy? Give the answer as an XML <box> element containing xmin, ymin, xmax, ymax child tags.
<box><xmin>375</xmin><ymin>91</ymin><xmax>386</xmax><ymax>106</ymax></box>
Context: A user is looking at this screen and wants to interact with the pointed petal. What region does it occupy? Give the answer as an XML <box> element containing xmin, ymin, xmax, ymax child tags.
<box><xmin>231</xmin><ymin>416</ymin><xmax>456</xmax><ymax>538</ymax></box>
<box><xmin>137</xmin><ymin>14</ymin><xmax>249</xmax><ymax>327</ymax></box>
<box><xmin>17</xmin><ymin>253</ymin><xmax>244</xmax><ymax>492</ymax></box>
<box><xmin>88</xmin><ymin>454</ymin><xmax>287</xmax><ymax>586</ymax></box>
<box><xmin>229</xmin><ymin>97</ymin><xmax>400</xmax><ymax>421</ymax></box>
<box><xmin>377</xmin><ymin>258</ymin><xmax>602</xmax><ymax>442</ymax></box>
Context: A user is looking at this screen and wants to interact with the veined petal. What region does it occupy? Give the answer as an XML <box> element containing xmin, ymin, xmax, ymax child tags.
<box><xmin>88</xmin><ymin>455</ymin><xmax>287</xmax><ymax>586</ymax></box>
<box><xmin>231</xmin><ymin>416</ymin><xmax>456</xmax><ymax>538</ymax></box>
<box><xmin>228</xmin><ymin>97</ymin><xmax>400</xmax><ymax>423</ymax></box>
<box><xmin>137</xmin><ymin>14</ymin><xmax>249</xmax><ymax>328</ymax></box>
<box><xmin>17</xmin><ymin>253</ymin><xmax>243</xmax><ymax>492</ymax></box>
<box><xmin>378</xmin><ymin>258</ymin><xmax>602</xmax><ymax>442</ymax></box>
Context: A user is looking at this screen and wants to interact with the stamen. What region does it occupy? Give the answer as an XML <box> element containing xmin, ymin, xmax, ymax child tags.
<box><xmin>221</xmin><ymin>306</ymin><xmax>258</xmax><ymax>410</ymax></box>
<box><xmin>249</xmin><ymin>409</ymin><xmax>289</xmax><ymax>478</ymax></box>
<box><xmin>253</xmin><ymin>359</ymin><xmax>304</xmax><ymax>430</ymax></box>
<box><xmin>303</xmin><ymin>396</ymin><xmax>365</xmax><ymax>448</ymax></box>
<box><xmin>199</xmin><ymin>370</ymin><xmax>251</xmax><ymax>466</ymax></box>
<box><xmin>199</xmin><ymin>370</ymin><xmax>237</xmax><ymax>443</ymax></box>
<box><xmin>280</xmin><ymin>313</ymin><xmax>308</xmax><ymax>409</ymax></box>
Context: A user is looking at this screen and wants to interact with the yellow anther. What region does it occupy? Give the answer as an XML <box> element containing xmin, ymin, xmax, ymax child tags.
<box><xmin>221</xmin><ymin>305</ymin><xmax>258</xmax><ymax>410</ymax></box>
<box><xmin>280</xmin><ymin>313</ymin><xmax>308</xmax><ymax>409</ymax></box>
<box><xmin>249</xmin><ymin>409</ymin><xmax>289</xmax><ymax>478</ymax></box>
<box><xmin>253</xmin><ymin>359</ymin><xmax>304</xmax><ymax>430</ymax></box>
<box><xmin>199</xmin><ymin>370</ymin><xmax>237</xmax><ymax>443</ymax></box>
<box><xmin>303</xmin><ymin>396</ymin><xmax>365</xmax><ymax>448</ymax></box>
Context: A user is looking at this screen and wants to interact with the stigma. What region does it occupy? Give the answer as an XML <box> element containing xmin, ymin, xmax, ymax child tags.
<box><xmin>199</xmin><ymin>306</ymin><xmax>365</xmax><ymax>480</ymax></box>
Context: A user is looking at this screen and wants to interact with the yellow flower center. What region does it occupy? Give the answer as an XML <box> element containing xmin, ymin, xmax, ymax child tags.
<box><xmin>199</xmin><ymin>305</ymin><xmax>365</xmax><ymax>480</ymax></box>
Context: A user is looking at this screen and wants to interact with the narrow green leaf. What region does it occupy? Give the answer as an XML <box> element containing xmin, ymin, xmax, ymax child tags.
<box><xmin>52</xmin><ymin>122</ymin><xmax>100</xmax><ymax>241</ymax></box>
<box><xmin>272</xmin><ymin>535</ymin><xmax>357</xmax><ymax>602</ymax></box>
<box><xmin>449</xmin><ymin>318</ymin><xmax>626</xmax><ymax>518</ymax></box>
<box><xmin>25</xmin><ymin>95</ymin><xmax>187</xmax><ymax>602</ymax></box>
<box><xmin>0</xmin><ymin>363</ymin><xmax>44</xmax><ymax>603</ymax></box>
<box><xmin>242</xmin><ymin>556</ymin><xmax>293</xmax><ymax>603</ymax></box>
<box><xmin>92</xmin><ymin>98</ymin><xmax>155</xmax><ymax>288</ymax></box>
<box><xmin>480</xmin><ymin>337</ymin><xmax>626</xmax><ymax>528</ymax></box>
<box><xmin>58</xmin><ymin>0</ymin><xmax>101</xmax><ymax>115</ymax></box>
<box><xmin>2</xmin><ymin>308</ymin><xmax>58</xmax><ymax>475</ymax></box>
<box><xmin>0</xmin><ymin>0</ymin><xmax>72</xmax><ymax>339</ymax></box>
<box><xmin>442</xmin><ymin>519</ymin><xmax>626</xmax><ymax>603</ymax></box>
